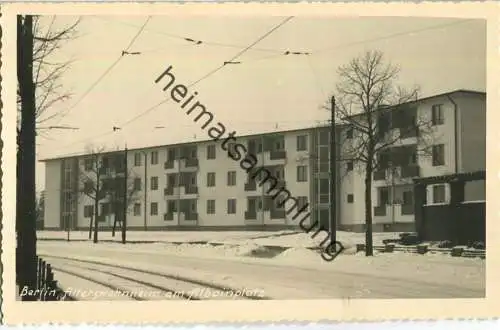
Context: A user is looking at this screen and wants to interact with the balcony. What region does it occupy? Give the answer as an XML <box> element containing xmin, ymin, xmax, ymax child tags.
<box><xmin>401</xmin><ymin>204</ymin><xmax>414</xmax><ymax>215</ymax></box>
<box><xmin>98</xmin><ymin>167</ymin><xmax>112</xmax><ymax>176</ymax></box>
<box><xmin>373</xmin><ymin>170</ymin><xmax>386</xmax><ymax>181</ymax></box>
<box><xmin>184</xmin><ymin>185</ymin><xmax>198</xmax><ymax>195</ymax></box>
<box><xmin>401</xmin><ymin>165</ymin><xmax>420</xmax><ymax>178</ymax></box>
<box><xmin>270</xmin><ymin>209</ymin><xmax>286</xmax><ymax>219</ymax></box>
<box><xmin>374</xmin><ymin>205</ymin><xmax>387</xmax><ymax>216</ymax></box>
<box><xmin>164</xmin><ymin>160</ymin><xmax>174</xmax><ymax>170</ymax></box>
<box><xmin>185</xmin><ymin>212</ymin><xmax>198</xmax><ymax>221</ymax></box>
<box><xmin>399</xmin><ymin>127</ymin><xmax>419</xmax><ymax>139</ymax></box>
<box><xmin>164</xmin><ymin>186</ymin><xmax>174</xmax><ymax>196</ymax></box>
<box><xmin>244</xmin><ymin>180</ymin><xmax>256</xmax><ymax>191</ymax></box>
<box><xmin>184</xmin><ymin>158</ymin><xmax>199</xmax><ymax>168</ymax></box>
<box><xmin>245</xmin><ymin>211</ymin><xmax>257</xmax><ymax>220</ymax></box>
<box><xmin>275</xmin><ymin>180</ymin><xmax>286</xmax><ymax>190</ymax></box>
<box><xmin>270</xmin><ymin>150</ymin><xmax>287</xmax><ymax>160</ymax></box>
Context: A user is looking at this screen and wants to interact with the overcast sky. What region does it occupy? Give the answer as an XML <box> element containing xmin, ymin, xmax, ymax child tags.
<box><xmin>35</xmin><ymin>15</ymin><xmax>486</xmax><ymax>190</ymax></box>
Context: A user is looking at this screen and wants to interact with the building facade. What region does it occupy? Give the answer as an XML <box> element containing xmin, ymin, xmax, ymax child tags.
<box><xmin>41</xmin><ymin>90</ymin><xmax>486</xmax><ymax>232</ymax></box>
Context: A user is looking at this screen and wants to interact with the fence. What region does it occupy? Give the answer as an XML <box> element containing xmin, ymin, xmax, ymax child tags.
<box><xmin>35</xmin><ymin>256</ymin><xmax>69</xmax><ymax>301</ymax></box>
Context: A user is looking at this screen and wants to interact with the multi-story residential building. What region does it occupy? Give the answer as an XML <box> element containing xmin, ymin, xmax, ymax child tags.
<box><xmin>41</xmin><ymin>89</ymin><xmax>486</xmax><ymax>232</ymax></box>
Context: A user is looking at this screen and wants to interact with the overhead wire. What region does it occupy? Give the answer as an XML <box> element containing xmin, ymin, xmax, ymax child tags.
<box><xmin>48</xmin><ymin>16</ymin><xmax>294</xmax><ymax>154</ymax></box>
<box><xmin>53</xmin><ymin>16</ymin><xmax>152</xmax><ymax>125</ymax></box>
<box><xmin>90</xmin><ymin>16</ymin><xmax>291</xmax><ymax>54</ymax></box>
<box><xmin>46</xmin><ymin>17</ymin><xmax>470</xmax><ymax>155</ymax></box>
<box><xmin>116</xmin><ymin>16</ymin><xmax>295</xmax><ymax>128</ymax></box>
<box><xmin>310</xmin><ymin>18</ymin><xmax>475</xmax><ymax>56</ymax></box>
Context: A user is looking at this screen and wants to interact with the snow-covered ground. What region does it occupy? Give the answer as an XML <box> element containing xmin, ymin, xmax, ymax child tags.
<box><xmin>37</xmin><ymin>230</ymin><xmax>299</xmax><ymax>243</ymax></box>
<box><xmin>37</xmin><ymin>239</ymin><xmax>485</xmax><ymax>299</ymax></box>
<box><xmin>37</xmin><ymin>230</ymin><xmax>400</xmax><ymax>249</ymax></box>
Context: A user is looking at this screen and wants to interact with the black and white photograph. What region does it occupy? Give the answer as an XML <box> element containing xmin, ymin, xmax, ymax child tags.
<box><xmin>5</xmin><ymin>1</ymin><xmax>493</xmax><ymax>323</ymax></box>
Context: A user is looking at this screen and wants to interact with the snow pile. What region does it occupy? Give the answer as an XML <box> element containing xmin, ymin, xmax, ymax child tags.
<box><xmin>233</xmin><ymin>242</ymin><xmax>267</xmax><ymax>257</ymax></box>
<box><xmin>274</xmin><ymin>247</ymin><xmax>319</xmax><ymax>261</ymax></box>
<box><xmin>248</xmin><ymin>231</ymin><xmax>400</xmax><ymax>249</ymax></box>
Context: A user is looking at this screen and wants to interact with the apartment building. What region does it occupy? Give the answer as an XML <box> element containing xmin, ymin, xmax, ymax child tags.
<box><xmin>41</xmin><ymin>89</ymin><xmax>486</xmax><ymax>232</ymax></box>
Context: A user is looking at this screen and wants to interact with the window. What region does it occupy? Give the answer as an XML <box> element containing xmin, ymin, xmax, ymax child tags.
<box><xmin>167</xmin><ymin>148</ymin><xmax>176</xmax><ymax>161</ymax></box>
<box><xmin>319</xmin><ymin>130</ymin><xmax>329</xmax><ymax>145</ymax></box>
<box><xmin>84</xmin><ymin>205</ymin><xmax>94</xmax><ymax>218</ymax></box>
<box><xmin>190</xmin><ymin>201</ymin><xmax>197</xmax><ymax>213</ymax></box>
<box><xmin>346</xmin><ymin>161</ymin><xmax>354</xmax><ymax>171</ymax></box>
<box><xmin>297</xmin><ymin>166</ymin><xmax>308</xmax><ymax>182</ymax></box>
<box><xmin>150</xmin><ymin>151</ymin><xmax>159</xmax><ymax>165</ymax></box>
<box><xmin>275</xmin><ymin>167</ymin><xmax>285</xmax><ymax>180</ymax></box>
<box><xmin>207</xmin><ymin>200</ymin><xmax>216</xmax><ymax>214</ymax></box>
<box><xmin>432</xmin><ymin>104</ymin><xmax>444</xmax><ymax>126</ymax></box>
<box><xmin>189</xmin><ymin>148</ymin><xmax>197</xmax><ymax>159</ymax></box>
<box><xmin>134</xmin><ymin>153</ymin><xmax>142</xmax><ymax>166</ymax></box>
<box><xmin>150</xmin><ymin>202</ymin><xmax>158</xmax><ymax>216</ymax></box>
<box><xmin>101</xmin><ymin>157</ymin><xmax>109</xmax><ymax>169</ymax></box>
<box><xmin>257</xmin><ymin>141</ymin><xmax>263</xmax><ymax>153</ymax></box>
<box><xmin>167</xmin><ymin>174</ymin><xmax>177</xmax><ymax>186</ymax></box>
<box><xmin>207</xmin><ymin>172</ymin><xmax>216</xmax><ymax>187</ymax></box>
<box><xmin>347</xmin><ymin>194</ymin><xmax>354</xmax><ymax>203</ymax></box>
<box><xmin>297</xmin><ymin>196</ymin><xmax>308</xmax><ymax>210</ymax></box>
<box><xmin>296</xmin><ymin>135</ymin><xmax>308</xmax><ymax>151</ymax></box>
<box><xmin>227</xmin><ymin>171</ymin><xmax>237</xmax><ymax>186</ymax></box>
<box><xmin>227</xmin><ymin>199</ymin><xmax>237</xmax><ymax>214</ymax></box>
<box><xmin>84</xmin><ymin>158</ymin><xmax>93</xmax><ymax>171</ymax></box>
<box><xmin>83</xmin><ymin>181</ymin><xmax>93</xmax><ymax>193</ymax></box>
<box><xmin>432</xmin><ymin>144</ymin><xmax>445</xmax><ymax>166</ymax></box>
<box><xmin>433</xmin><ymin>185</ymin><xmax>446</xmax><ymax>203</ymax></box>
<box><xmin>275</xmin><ymin>139</ymin><xmax>285</xmax><ymax>151</ymax></box>
<box><xmin>133</xmin><ymin>203</ymin><xmax>141</xmax><ymax>216</ymax></box>
<box><xmin>150</xmin><ymin>176</ymin><xmax>159</xmax><ymax>191</ymax></box>
<box><xmin>207</xmin><ymin>145</ymin><xmax>216</xmax><ymax>159</ymax></box>
<box><xmin>275</xmin><ymin>195</ymin><xmax>286</xmax><ymax>209</ymax></box>
<box><xmin>189</xmin><ymin>175</ymin><xmax>197</xmax><ymax>186</ymax></box>
<box><xmin>101</xmin><ymin>203</ymin><xmax>111</xmax><ymax>216</ymax></box>
<box><xmin>346</xmin><ymin>127</ymin><xmax>354</xmax><ymax>139</ymax></box>
<box><xmin>379</xmin><ymin>188</ymin><xmax>389</xmax><ymax>205</ymax></box>
<box><xmin>227</xmin><ymin>143</ymin><xmax>237</xmax><ymax>158</ymax></box>
<box><xmin>134</xmin><ymin>178</ymin><xmax>141</xmax><ymax>191</ymax></box>
<box><xmin>402</xmin><ymin>191</ymin><xmax>414</xmax><ymax>205</ymax></box>
<box><xmin>166</xmin><ymin>201</ymin><xmax>177</xmax><ymax>213</ymax></box>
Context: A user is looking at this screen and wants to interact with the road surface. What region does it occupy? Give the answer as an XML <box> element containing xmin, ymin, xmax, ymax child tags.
<box><xmin>37</xmin><ymin>241</ymin><xmax>485</xmax><ymax>300</ymax></box>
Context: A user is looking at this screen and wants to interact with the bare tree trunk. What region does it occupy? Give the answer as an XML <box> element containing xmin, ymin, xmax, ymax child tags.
<box><xmin>364</xmin><ymin>154</ymin><xmax>374</xmax><ymax>257</ymax></box>
<box><xmin>88</xmin><ymin>216</ymin><xmax>93</xmax><ymax>239</ymax></box>
<box><xmin>17</xmin><ymin>15</ymin><xmax>38</xmax><ymax>300</ymax></box>
<box><xmin>93</xmin><ymin>171</ymin><xmax>99</xmax><ymax>243</ymax></box>
<box><xmin>112</xmin><ymin>218</ymin><xmax>117</xmax><ymax>237</ymax></box>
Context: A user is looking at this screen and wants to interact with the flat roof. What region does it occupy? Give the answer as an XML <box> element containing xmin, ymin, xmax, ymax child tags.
<box><xmin>39</xmin><ymin>89</ymin><xmax>485</xmax><ymax>162</ymax></box>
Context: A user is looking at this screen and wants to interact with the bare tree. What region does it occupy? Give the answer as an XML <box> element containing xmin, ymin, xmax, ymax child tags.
<box><xmin>109</xmin><ymin>168</ymin><xmax>141</xmax><ymax>237</ymax></box>
<box><xmin>329</xmin><ymin>50</ymin><xmax>432</xmax><ymax>256</ymax></box>
<box><xmin>78</xmin><ymin>146</ymin><xmax>140</xmax><ymax>241</ymax></box>
<box><xmin>78</xmin><ymin>146</ymin><xmax>107</xmax><ymax>243</ymax></box>
<box><xmin>16</xmin><ymin>15</ymin><xmax>80</xmax><ymax>130</ymax></box>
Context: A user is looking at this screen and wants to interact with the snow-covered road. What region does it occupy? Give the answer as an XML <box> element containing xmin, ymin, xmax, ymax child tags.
<box><xmin>37</xmin><ymin>240</ymin><xmax>485</xmax><ymax>300</ymax></box>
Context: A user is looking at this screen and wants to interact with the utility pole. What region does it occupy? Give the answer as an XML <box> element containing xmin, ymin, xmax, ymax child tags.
<box><xmin>93</xmin><ymin>156</ymin><xmax>100</xmax><ymax>244</ymax></box>
<box><xmin>122</xmin><ymin>145</ymin><xmax>128</xmax><ymax>244</ymax></box>
<box><xmin>144</xmin><ymin>151</ymin><xmax>148</xmax><ymax>231</ymax></box>
<box><xmin>329</xmin><ymin>95</ymin><xmax>337</xmax><ymax>248</ymax></box>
